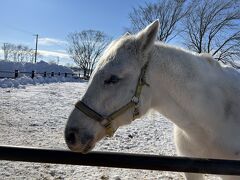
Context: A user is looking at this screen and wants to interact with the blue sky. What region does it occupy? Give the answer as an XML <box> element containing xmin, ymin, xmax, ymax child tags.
<box><xmin>0</xmin><ymin>0</ymin><xmax>150</xmax><ymax>65</ymax></box>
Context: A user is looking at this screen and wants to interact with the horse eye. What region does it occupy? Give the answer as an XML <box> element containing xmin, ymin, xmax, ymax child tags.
<box><xmin>104</xmin><ymin>75</ymin><xmax>120</xmax><ymax>85</ymax></box>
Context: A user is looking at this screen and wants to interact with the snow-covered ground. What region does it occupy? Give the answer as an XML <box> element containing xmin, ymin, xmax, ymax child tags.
<box><xmin>0</xmin><ymin>60</ymin><xmax>73</xmax><ymax>75</ymax></box>
<box><xmin>0</xmin><ymin>75</ymin><xmax>82</xmax><ymax>88</ymax></box>
<box><xmin>0</xmin><ymin>60</ymin><xmax>81</xmax><ymax>88</ymax></box>
<box><xmin>0</xmin><ymin>82</ymin><xmax>220</xmax><ymax>179</ymax></box>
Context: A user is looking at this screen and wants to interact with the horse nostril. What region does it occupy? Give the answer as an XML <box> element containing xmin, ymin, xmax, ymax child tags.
<box><xmin>81</xmin><ymin>133</ymin><xmax>93</xmax><ymax>145</ymax></box>
<box><xmin>66</xmin><ymin>132</ymin><xmax>76</xmax><ymax>145</ymax></box>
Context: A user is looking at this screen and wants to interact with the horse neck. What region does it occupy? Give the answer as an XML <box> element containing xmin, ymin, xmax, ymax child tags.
<box><xmin>146</xmin><ymin>44</ymin><xmax>205</xmax><ymax>130</ymax></box>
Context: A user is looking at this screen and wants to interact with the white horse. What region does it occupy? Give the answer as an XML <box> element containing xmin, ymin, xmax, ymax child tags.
<box><xmin>65</xmin><ymin>20</ymin><xmax>240</xmax><ymax>180</ymax></box>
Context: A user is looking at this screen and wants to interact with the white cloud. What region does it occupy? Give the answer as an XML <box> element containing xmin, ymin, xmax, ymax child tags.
<box><xmin>0</xmin><ymin>48</ymin><xmax>70</xmax><ymax>60</ymax></box>
<box><xmin>55</xmin><ymin>49</ymin><xmax>68</xmax><ymax>53</ymax></box>
<box><xmin>38</xmin><ymin>37</ymin><xmax>67</xmax><ymax>46</ymax></box>
<box><xmin>38</xmin><ymin>50</ymin><xmax>70</xmax><ymax>59</ymax></box>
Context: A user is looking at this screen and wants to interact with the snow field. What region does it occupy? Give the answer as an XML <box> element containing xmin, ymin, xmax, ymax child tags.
<box><xmin>0</xmin><ymin>82</ymin><xmax>220</xmax><ymax>179</ymax></box>
<box><xmin>0</xmin><ymin>60</ymin><xmax>81</xmax><ymax>88</ymax></box>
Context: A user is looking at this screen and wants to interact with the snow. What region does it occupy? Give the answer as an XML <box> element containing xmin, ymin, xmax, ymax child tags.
<box><xmin>0</xmin><ymin>82</ymin><xmax>220</xmax><ymax>179</ymax></box>
<box><xmin>0</xmin><ymin>60</ymin><xmax>81</xmax><ymax>88</ymax></box>
<box><xmin>0</xmin><ymin>75</ymin><xmax>82</xmax><ymax>88</ymax></box>
<box><xmin>0</xmin><ymin>60</ymin><xmax>72</xmax><ymax>75</ymax></box>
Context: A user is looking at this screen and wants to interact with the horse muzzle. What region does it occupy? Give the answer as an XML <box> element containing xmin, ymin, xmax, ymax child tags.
<box><xmin>65</xmin><ymin>127</ymin><xmax>95</xmax><ymax>153</ymax></box>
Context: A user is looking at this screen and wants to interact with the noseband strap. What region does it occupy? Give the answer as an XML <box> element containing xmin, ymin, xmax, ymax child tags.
<box><xmin>75</xmin><ymin>62</ymin><xmax>149</xmax><ymax>137</ymax></box>
<box><xmin>75</xmin><ymin>101</ymin><xmax>104</xmax><ymax>122</ymax></box>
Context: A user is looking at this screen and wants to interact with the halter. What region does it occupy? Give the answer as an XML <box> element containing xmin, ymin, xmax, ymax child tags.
<box><xmin>75</xmin><ymin>62</ymin><xmax>149</xmax><ymax>137</ymax></box>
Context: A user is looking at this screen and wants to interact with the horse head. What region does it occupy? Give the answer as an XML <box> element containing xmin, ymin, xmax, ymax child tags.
<box><xmin>65</xmin><ymin>20</ymin><xmax>159</xmax><ymax>153</ymax></box>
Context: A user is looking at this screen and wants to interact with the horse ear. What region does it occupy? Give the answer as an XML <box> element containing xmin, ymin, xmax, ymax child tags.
<box><xmin>136</xmin><ymin>20</ymin><xmax>159</xmax><ymax>53</ymax></box>
<box><xmin>123</xmin><ymin>32</ymin><xmax>131</xmax><ymax>37</ymax></box>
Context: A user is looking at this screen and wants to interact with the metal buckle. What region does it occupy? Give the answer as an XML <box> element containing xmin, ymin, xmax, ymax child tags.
<box><xmin>131</xmin><ymin>96</ymin><xmax>139</xmax><ymax>104</ymax></box>
<box><xmin>101</xmin><ymin>120</ymin><xmax>114</xmax><ymax>137</ymax></box>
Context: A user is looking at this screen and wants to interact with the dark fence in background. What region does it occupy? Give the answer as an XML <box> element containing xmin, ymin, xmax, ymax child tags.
<box><xmin>0</xmin><ymin>70</ymin><xmax>85</xmax><ymax>79</ymax></box>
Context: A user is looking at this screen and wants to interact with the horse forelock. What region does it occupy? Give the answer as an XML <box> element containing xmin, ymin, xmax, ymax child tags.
<box><xmin>96</xmin><ymin>35</ymin><xmax>137</xmax><ymax>70</ymax></box>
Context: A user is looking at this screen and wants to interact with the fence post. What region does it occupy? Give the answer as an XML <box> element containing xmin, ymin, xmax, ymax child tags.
<box><xmin>51</xmin><ymin>72</ymin><xmax>54</xmax><ymax>77</ymax></box>
<box><xmin>14</xmin><ymin>70</ymin><xmax>19</xmax><ymax>78</ymax></box>
<box><xmin>65</xmin><ymin>73</ymin><xmax>67</xmax><ymax>77</ymax></box>
<box><xmin>31</xmin><ymin>71</ymin><xmax>35</xmax><ymax>79</ymax></box>
<box><xmin>44</xmin><ymin>72</ymin><xmax>46</xmax><ymax>77</ymax></box>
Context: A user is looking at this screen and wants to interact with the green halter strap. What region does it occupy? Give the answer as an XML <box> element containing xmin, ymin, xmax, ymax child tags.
<box><xmin>75</xmin><ymin>62</ymin><xmax>149</xmax><ymax>137</ymax></box>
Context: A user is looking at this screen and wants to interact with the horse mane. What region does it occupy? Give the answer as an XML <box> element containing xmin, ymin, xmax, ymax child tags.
<box><xmin>200</xmin><ymin>53</ymin><xmax>222</xmax><ymax>68</ymax></box>
<box><xmin>154</xmin><ymin>41</ymin><xmax>223</xmax><ymax>70</ymax></box>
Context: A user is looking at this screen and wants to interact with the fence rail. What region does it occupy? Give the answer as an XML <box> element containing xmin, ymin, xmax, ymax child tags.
<box><xmin>0</xmin><ymin>145</ymin><xmax>240</xmax><ymax>175</ymax></box>
<box><xmin>0</xmin><ymin>70</ymin><xmax>83</xmax><ymax>79</ymax></box>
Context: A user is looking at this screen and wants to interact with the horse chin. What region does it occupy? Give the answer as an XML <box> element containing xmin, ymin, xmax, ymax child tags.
<box><xmin>66</xmin><ymin>141</ymin><xmax>96</xmax><ymax>154</ymax></box>
<box><xmin>81</xmin><ymin>143</ymin><xmax>95</xmax><ymax>154</ymax></box>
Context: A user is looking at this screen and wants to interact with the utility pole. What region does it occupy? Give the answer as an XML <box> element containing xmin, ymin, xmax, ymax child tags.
<box><xmin>57</xmin><ymin>56</ymin><xmax>60</xmax><ymax>65</ymax></box>
<box><xmin>34</xmin><ymin>34</ymin><xmax>38</xmax><ymax>63</ymax></box>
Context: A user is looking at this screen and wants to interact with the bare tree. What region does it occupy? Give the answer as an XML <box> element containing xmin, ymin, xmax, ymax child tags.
<box><xmin>1</xmin><ymin>43</ymin><xmax>12</xmax><ymax>61</ymax></box>
<box><xmin>27</xmin><ymin>49</ymin><xmax>36</xmax><ymax>63</ymax></box>
<box><xmin>9</xmin><ymin>44</ymin><xmax>17</xmax><ymax>61</ymax></box>
<box><xmin>16</xmin><ymin>45</ymin><xmax>27</xmax><ymax>62</ymax></box>
<box><xmin>67</xmin><ymin>30</ymin><xmax>111</xmax><ymax>78</ymax></box>
<box><xmin>183</xmin><ymin>0</ymin><xmax>240</xmax><ymax>63</ymax></box>
<box><xmin>3</xmin><ymin>43</ymin><xmax>37</xmax><ymax>63</ymax></box>
<box><xmin>127</xmin><ymin>0</ymin><xmax>190</xmax><ymax>42</ymax></box>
